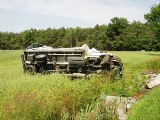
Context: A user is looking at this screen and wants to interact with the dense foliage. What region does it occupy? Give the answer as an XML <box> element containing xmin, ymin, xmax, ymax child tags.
<box><xmin>0</xmin><ymin>4</ymin><xmax>159</xmax><ymax>51</ymax></box>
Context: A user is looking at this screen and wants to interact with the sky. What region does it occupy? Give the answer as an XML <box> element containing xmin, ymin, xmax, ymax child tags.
<box><xmin>0</xmin><ymin>0</ymin><xmax>159</xmax><ymax>32</ymax></box>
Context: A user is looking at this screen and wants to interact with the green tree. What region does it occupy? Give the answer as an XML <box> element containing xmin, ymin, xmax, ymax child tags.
<box><xmin>144</xmin><ymin>4</ymin><xmax>160</xmax><ymax>39</ymax></box>
<box><xmin>107</xmin><ymin>17</ymin><xmax>129</xmax><ymax>39</ymax></box>
<box><xmin>62</xmin><ymin>28</ymin><xmax>76</xmax><ymax>47</ymax></box>
<box><xmin>123</xmin><ymin>21</ymin><xmax>155</xmax><ymax>51</ymax></box>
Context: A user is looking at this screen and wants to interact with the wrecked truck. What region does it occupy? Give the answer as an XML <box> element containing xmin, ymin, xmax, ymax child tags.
<box><xmin>21</xmin><ymin>43</ymin><xmax>124</xmax><ymax>78</ymax></box>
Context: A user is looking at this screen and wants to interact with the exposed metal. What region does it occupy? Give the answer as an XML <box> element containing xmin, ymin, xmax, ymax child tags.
<box><xmin>21</xmin><ymin>43</ymin><xmax>124</xmax><ymax>78</ymax></box>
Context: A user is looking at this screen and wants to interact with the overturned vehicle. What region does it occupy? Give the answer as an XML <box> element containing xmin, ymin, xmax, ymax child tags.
<box><xmin>21</xmin><ymin>43</ymin><xmax>124</xmax><ymax>78</ymax></box>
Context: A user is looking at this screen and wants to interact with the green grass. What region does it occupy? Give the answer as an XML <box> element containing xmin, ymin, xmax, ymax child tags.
<box><xmin>0</xmin><ymin>50</ymin><xmax>160</xmax><ymax>119</ymax></box>
<box><xmin>128</xmin><ymin>86</ymin><xmax>160</xmax><ymax>120</ymax></box>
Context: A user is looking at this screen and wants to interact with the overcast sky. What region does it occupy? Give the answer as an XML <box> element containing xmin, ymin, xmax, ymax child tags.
<box><xmin>0</xmin><ymin>0</ymin><xmax>159</xmax><ymax>32</ymax></box>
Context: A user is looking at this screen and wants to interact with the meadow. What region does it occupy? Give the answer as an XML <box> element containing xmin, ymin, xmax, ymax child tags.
<box><xmin>0</xmin><ymin>50</ymin><xmax>160</xmax><ymax>120</ymax></box>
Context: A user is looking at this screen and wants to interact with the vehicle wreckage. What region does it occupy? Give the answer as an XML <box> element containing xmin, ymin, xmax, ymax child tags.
<box><xmin>21</xmin><ymin>43</ymin><xmax>124</xmax><ymax>78</ymax></box>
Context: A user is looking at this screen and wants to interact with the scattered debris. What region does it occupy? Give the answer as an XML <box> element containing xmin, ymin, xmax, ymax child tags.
<box><xmin>146</xmin><ymin>74</ymin><xmax>160</xmax><ymax>89</ymax></box>
<box><xmin>104</xmin><ymin>96</ymin><xmax>137</xmax><ymax>120</ymax></box>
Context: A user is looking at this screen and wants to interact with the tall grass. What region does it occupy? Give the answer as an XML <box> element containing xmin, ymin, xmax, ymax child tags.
<box><xmin>0</xmin><ymin>50</ymin><xmax>160</xmax><ymax>119</ymax></box>
<box><xmin>146</xmin><ymin>57</ymin><xmax>160</xmax><ymax>73</ymax></box>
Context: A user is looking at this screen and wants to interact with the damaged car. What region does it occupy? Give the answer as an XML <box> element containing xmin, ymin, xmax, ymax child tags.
<box><xmin>21</xmin><ymin>43</ymin><xmax>124</xmax><ymax>78</ymax></box>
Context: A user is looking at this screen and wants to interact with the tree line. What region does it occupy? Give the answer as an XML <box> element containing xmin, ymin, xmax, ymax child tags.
<box><xmin>0</xmin><ymin>4</ymin><xmax>159</xmax><ymax>51</ymax></box>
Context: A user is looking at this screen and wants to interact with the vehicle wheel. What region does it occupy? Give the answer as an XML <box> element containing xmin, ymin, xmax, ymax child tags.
<box><xmin>26</xmin><ymin>65</ymin><xmax>36</xmax><ymax>75</ymax></box>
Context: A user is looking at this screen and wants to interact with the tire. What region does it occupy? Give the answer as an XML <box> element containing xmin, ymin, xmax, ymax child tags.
<box><xmin>26</xmin><ymin>65</ymin><xmax>36</xmax><ymax>75</ymax></box>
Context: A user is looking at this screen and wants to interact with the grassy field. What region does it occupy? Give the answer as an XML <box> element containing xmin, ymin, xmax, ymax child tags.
<box><xmin>0</xmin><ymin>50</ymin><xmax>160</xmax><ymax>120</ymax></box>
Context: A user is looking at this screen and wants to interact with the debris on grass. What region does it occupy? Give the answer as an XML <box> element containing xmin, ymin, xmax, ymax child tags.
<box><xmin>146</xmin><ymin>74</ymin><xmax>160</xmax><ymax>89</ymax></box>
<box><xmin>104</xmin><ymin>96</ymin><xmax>137</xmax><ymax>120</ymax></box>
